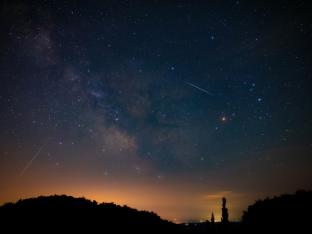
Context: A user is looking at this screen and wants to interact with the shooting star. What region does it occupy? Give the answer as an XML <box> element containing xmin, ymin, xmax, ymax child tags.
<box><xmin>20</xmin><ymin>140</ymin><xmax>50</xmax><ymax>176</ymax></box>
<box><xmin>185</xmin><ymin>81</ymin><xmax>214</xmax><ymax>96</ymax></box>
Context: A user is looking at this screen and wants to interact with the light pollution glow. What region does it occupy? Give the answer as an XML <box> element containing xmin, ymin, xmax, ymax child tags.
<box><xmin>1</xmin><ymin>145</ymin><xmax>312</xmax><ymax>222</ymax></box>
<box><xmin>1</xmin><ymin>175</ymin><xmax>247</xmax><ymax>223</ymax></box>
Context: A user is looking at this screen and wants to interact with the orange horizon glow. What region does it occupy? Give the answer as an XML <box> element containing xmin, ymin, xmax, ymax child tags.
<box><xmin>2</xmin><ymin>145</ymin><xmax>311</xmax><ymax>223</ymax></box>
<box><xmin>1</xmin><ymin>171</ymin><xmax>251</xmax><ymax>223</ymax></box>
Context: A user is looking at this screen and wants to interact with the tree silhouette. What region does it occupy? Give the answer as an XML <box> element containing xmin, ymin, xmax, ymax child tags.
<box><xmin>210</xmin><ymin>212</ymin><xmax>216</xmax><ymax>233</ymax></box>
<box><xmin>221</xmin><ymin>197</ymin><xmax>229</xmax><ymax>224</ymax></box>
<box><xmin>242</xmin><ymin>190</ymin><xmax>312</xmax><ymax>233</ymax></box>
<box><xmin>211</xmin><ymin>212</ymin><xmax>215</xmax><ymax>223</ymax></box>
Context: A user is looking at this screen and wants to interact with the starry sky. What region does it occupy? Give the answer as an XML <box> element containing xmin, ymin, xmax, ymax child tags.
<box><xmin>1</xmin><ymin>0</ymin><xmax>312</xmax><ymax>222</ymax></box>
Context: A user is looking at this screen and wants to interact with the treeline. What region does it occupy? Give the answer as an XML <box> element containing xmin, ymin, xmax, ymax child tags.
<box><xmin>0</xmin><ymin>190</ymin><xmax>311</xmax><ymax>233</ymax></box>
<box><xmin>0</xmin><ymin>194</ymin><xmax>179</xmax><ymax>233</ymax></box>
<box><xmin>242</xmin><ymin>190</ymin><xmax>312</xmax><ymax>233</ymax></box>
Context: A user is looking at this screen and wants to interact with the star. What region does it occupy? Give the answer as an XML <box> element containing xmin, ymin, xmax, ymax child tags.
<box><xmin>221</xmin><ymin>116</ymin><xmax>227</xmax><ymax>123</ymax></box>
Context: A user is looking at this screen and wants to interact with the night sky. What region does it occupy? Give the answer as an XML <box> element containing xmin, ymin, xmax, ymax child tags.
<box><xmin>1</xmin><ymin>0</ymin><xmax>312</xmax><ymax>222</ymax></box>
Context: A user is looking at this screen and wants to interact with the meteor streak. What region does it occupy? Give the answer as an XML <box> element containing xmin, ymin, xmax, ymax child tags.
<box><xmin>185</xmin><ymin>81</ymin><xmax>214</xmax><ymax>96</ymax></box>
<box><xmin>20</xmin><ymin>140</ymin><xmax>50</xmax><ymax>176</ymax></box>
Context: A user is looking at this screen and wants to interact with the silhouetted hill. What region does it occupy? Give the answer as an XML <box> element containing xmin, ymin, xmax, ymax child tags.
<box><xmin>1</xmin><ymin>191</ymin><xmax>311</xmax><ymax>233</ymax></box>
<box><xmin>0</xmin><ymin>195</ymin><xmax>180</xmax><ymax>233</ymax></box>
<box><xmin>242</xmin><ymin>190</ymin><xmax>312</xmax><ymax>233</ymax></box>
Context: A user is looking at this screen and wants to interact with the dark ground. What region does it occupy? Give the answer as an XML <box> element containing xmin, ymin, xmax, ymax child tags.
<box><xmin>0</xmin><ymin>191</ymin><xmax>311</xmax><ymax>233</ymax></box>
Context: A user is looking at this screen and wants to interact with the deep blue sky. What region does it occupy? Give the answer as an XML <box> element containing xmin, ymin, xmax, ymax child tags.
<box><xmin>0</xmin><ymin>0</ymin><xmax>311</xmax><ymax>222</ymax></box>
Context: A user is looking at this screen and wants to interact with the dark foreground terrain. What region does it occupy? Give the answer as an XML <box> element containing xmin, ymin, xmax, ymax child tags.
<box><xmin>0</xmin><ymin>190</ymin><xmax>311</xmax><ymax>233</ymax></box>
